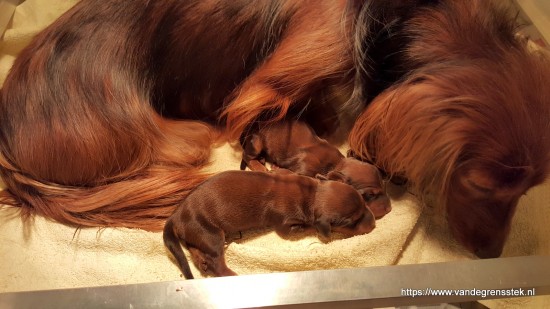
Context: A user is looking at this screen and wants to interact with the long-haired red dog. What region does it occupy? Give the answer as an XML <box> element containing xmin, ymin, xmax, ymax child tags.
<box><xmin>0</xmin><ymin>0</ymin><xmax>549</xmax><ymax>258</ymax></box>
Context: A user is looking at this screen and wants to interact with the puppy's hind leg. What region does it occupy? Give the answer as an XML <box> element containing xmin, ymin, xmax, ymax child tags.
<box><xmin>211</xmin><ymin>254</ymin><xmax>238</xmax><ymax>277</ymax></box>
<box><xmin>188</xmin><ymin>247</ymin><xmax>209</xmax><ymax>274</ymax></box>
<box><xmin>189</xmin><ymin>231</ymin><xmax>238</xmax><ymax>277</ymax></box>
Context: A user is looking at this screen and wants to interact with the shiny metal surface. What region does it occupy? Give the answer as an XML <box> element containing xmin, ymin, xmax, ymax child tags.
<box><xmin>0</xmin><ymin>255</ymin><xmax>548</xmax><ymax>308</ymax></box>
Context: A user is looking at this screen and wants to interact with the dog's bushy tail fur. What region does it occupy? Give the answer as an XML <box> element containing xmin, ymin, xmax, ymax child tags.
<box><xmin>0</xmin><ymin>6</ymin><xmax>221</xmax><ymax>231</ymax></box>
<box><xmin>163</xmin><ymin>218</ymin><xmax>194</xmax><ymax>279</ymax></box>
<box><xmin>0</xmin><ymin>114</ymin><xmax>215</xmax><ymax>231</ymax></box>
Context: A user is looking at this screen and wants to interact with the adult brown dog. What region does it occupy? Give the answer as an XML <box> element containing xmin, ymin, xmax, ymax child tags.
<box><xmin>241</xmin><ymin>120</ymin><xmax>391</xmax><ymax>218</ymax></box>
<box><xmin>163</xmin><ymin>170</ymin><xmax>376</xmax><ymax>278</ymax></box>
<box><xmin>0</xmin><ymin>0</ymin><xmax>549</xmax><ymax>258</ymax></box>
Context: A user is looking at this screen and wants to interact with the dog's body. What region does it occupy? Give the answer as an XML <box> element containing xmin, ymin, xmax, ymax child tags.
<box><xmin>241</xmin><ymin>120</ymin><xmax>391</xmax><ymax>218</ymax></box>
<box><xmin>1</xmin><ymin>0</ymin><xmax>549</xmax><ymax>258</ymax></box>
<box><xmin>0</xmin><ymin>0</ymin><xmax>354</xmax><ymax>231</ymax></box>
<box><xmin>163</xmin><ymin>170</ymin><xmax>375</xmax><ymax>278</ymax></box>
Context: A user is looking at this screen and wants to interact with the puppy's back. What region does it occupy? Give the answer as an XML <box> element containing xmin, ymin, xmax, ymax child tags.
<box><xmin>176</xmin><ymin>171</ymin><xmax>318</xmax><ymax>232</ymax></box>
<box><xmin>259</xmin><ymin>121</ymin><xmax>344</xmax><ymax>175</ymax></box>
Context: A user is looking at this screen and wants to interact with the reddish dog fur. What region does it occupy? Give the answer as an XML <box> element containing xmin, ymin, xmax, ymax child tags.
<box><xmin>163</xmin><ymin>170</ymin><xmax>375</xmax><ymax>278</ymax></box>
<box><xmin>348</xmin><ymin>2</ymin><xmax>550</xmax><ymax>258</ymax></box>
<box><xmin>0</xmin><ymin>0</ymin><xmax>549</xmax><ymax>258</ymax></box>
<box><xmin>241</xmin><ymin>120</ymin><xmax>390</xmax><ymax>218</ymax></box>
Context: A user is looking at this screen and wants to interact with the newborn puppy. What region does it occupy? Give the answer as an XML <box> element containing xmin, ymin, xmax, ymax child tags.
<box><xmin>241</xmin><ymin>121</ymin><xmax>391</xmax><ymax>218</ymax></box>
<box><xmin>241</xmin><ymin>121</ymin><xmax>344</xmax><ymax>176</ymax></box>
<box><xmin>322</xmin><ymin>158</ymin><xmax>391</xmax><ymax>219</ymax></box>
<box><xmin>163</xmin><ymin>170</ymin><xmax>375</xmax><ymax>279</ymax></box>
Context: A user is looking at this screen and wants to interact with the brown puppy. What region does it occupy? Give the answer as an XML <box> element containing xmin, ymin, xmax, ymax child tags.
<box><xmin>326</xmin><ymin>158</ymin><xmax>391</xmax><ymax>219</ymax></box>
<box><xmin>241</xmin><ymin>121</ymin><xmax>343</xmax><ymax>176</ymax></box>
<box><xmin>241</xmin><ymin>121</ymin><xmax>391</xmax><ymax>218</ymax></box>
<box><xmin>163</xmin><ymin>170</ymin><xmax>375</xmax><ymax>279</ymax></box>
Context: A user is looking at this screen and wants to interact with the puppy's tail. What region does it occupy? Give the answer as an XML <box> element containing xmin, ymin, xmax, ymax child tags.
<box><xmin>163</xmin><ymin>218</ymin><xmax>194</xmax><ymax>279</ymax></box>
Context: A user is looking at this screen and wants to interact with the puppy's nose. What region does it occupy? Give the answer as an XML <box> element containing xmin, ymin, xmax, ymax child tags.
<box><xmin>358</xmin><ymin>221</ymin><xmax>375</xmax><ymax>234</ymax></box>
<box><xmin>358</xmin><ymin>212</ymin><xmax>376</xmax><ymax>234</ymax></box>
<box><xmin>380</xmin><ymin>196</ymin><xmax>392</xmax><ymax>212</ymax></box>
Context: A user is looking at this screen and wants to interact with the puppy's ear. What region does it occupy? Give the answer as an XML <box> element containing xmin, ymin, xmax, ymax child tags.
<box><xmin>315</xmin><ymin>173</ymin><xmax>329</xmax><ymax>181</ymax></box>
<box><xmin>326</xmin><ymin>171</ymin><xmax>349</xmax><ymax>183</ymax></box>
<box><xmin>314</xmin><ymin>218</ymin><xmax>331</xmax><ymax>239</ymax></box>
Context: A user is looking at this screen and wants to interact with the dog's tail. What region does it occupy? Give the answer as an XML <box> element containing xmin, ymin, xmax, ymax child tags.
<box><xmin>0</xmin><ymin>114</ymin><xmax>216</xmax><ymax>231</ymax></box>
<box><xmin>163</xmin><ymin>217</ymin><xmax>194</xmax><ymax>279</ymax></box>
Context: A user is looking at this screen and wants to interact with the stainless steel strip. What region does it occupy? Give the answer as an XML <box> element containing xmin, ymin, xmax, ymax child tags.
<box><xmin>0</xmin><ymin>255</ymin><xmax>548</xmax><ymax>308</ymax></box>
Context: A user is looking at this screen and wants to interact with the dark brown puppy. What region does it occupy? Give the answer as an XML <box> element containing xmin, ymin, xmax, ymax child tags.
<box><xmin>241</xmin><ymin>121</ymin><xmax>390</xmax><ymax>218</ymax></box>
<box><xmin>163</xmin><ymin>170</ymin><xmax>375</xmax><ymax>279</ymax></box>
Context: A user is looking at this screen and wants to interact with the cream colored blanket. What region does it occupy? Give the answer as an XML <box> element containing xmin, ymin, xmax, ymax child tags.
<box><xmin>1</xmin><ymin>1</ymin><xmax>549</xmax><ymax>308</ymax></box>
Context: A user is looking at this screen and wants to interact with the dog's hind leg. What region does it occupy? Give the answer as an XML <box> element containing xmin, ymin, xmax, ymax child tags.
<box><xmin>188</xmin><ymin>230</ymin><xmax>237</xmax><ymax>277</ymax></box>
<box><xmin>189</xmin><ymin>246</ymin><xmax>237</xmax><ymax>277</ymax></box>
<box><xmin>188</xmin><ymin>247</ymin><xmax>209</xmax><ymax>274</ymax></box>
<box><xmin>212</xmin><ymin>258</ymin><xmax>238</xmax><ymax>277</ymax></box>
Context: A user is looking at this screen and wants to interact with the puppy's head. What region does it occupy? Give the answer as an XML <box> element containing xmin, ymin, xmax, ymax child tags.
<box><xmin>313</xmin><ymin>180</ymin><xmax>376</xmax><ymax>239</ymax></box>
<box><xmin>327</xmin><ymin>157</ymin><xmax>392</xmax><ymax>219</ymax></box>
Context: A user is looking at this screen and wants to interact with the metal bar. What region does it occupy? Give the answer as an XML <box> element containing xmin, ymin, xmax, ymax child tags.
<box><xmin>0</xmin><ymin>256</ymin><xmax>548</xmax><ymax>308</ymax></box>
